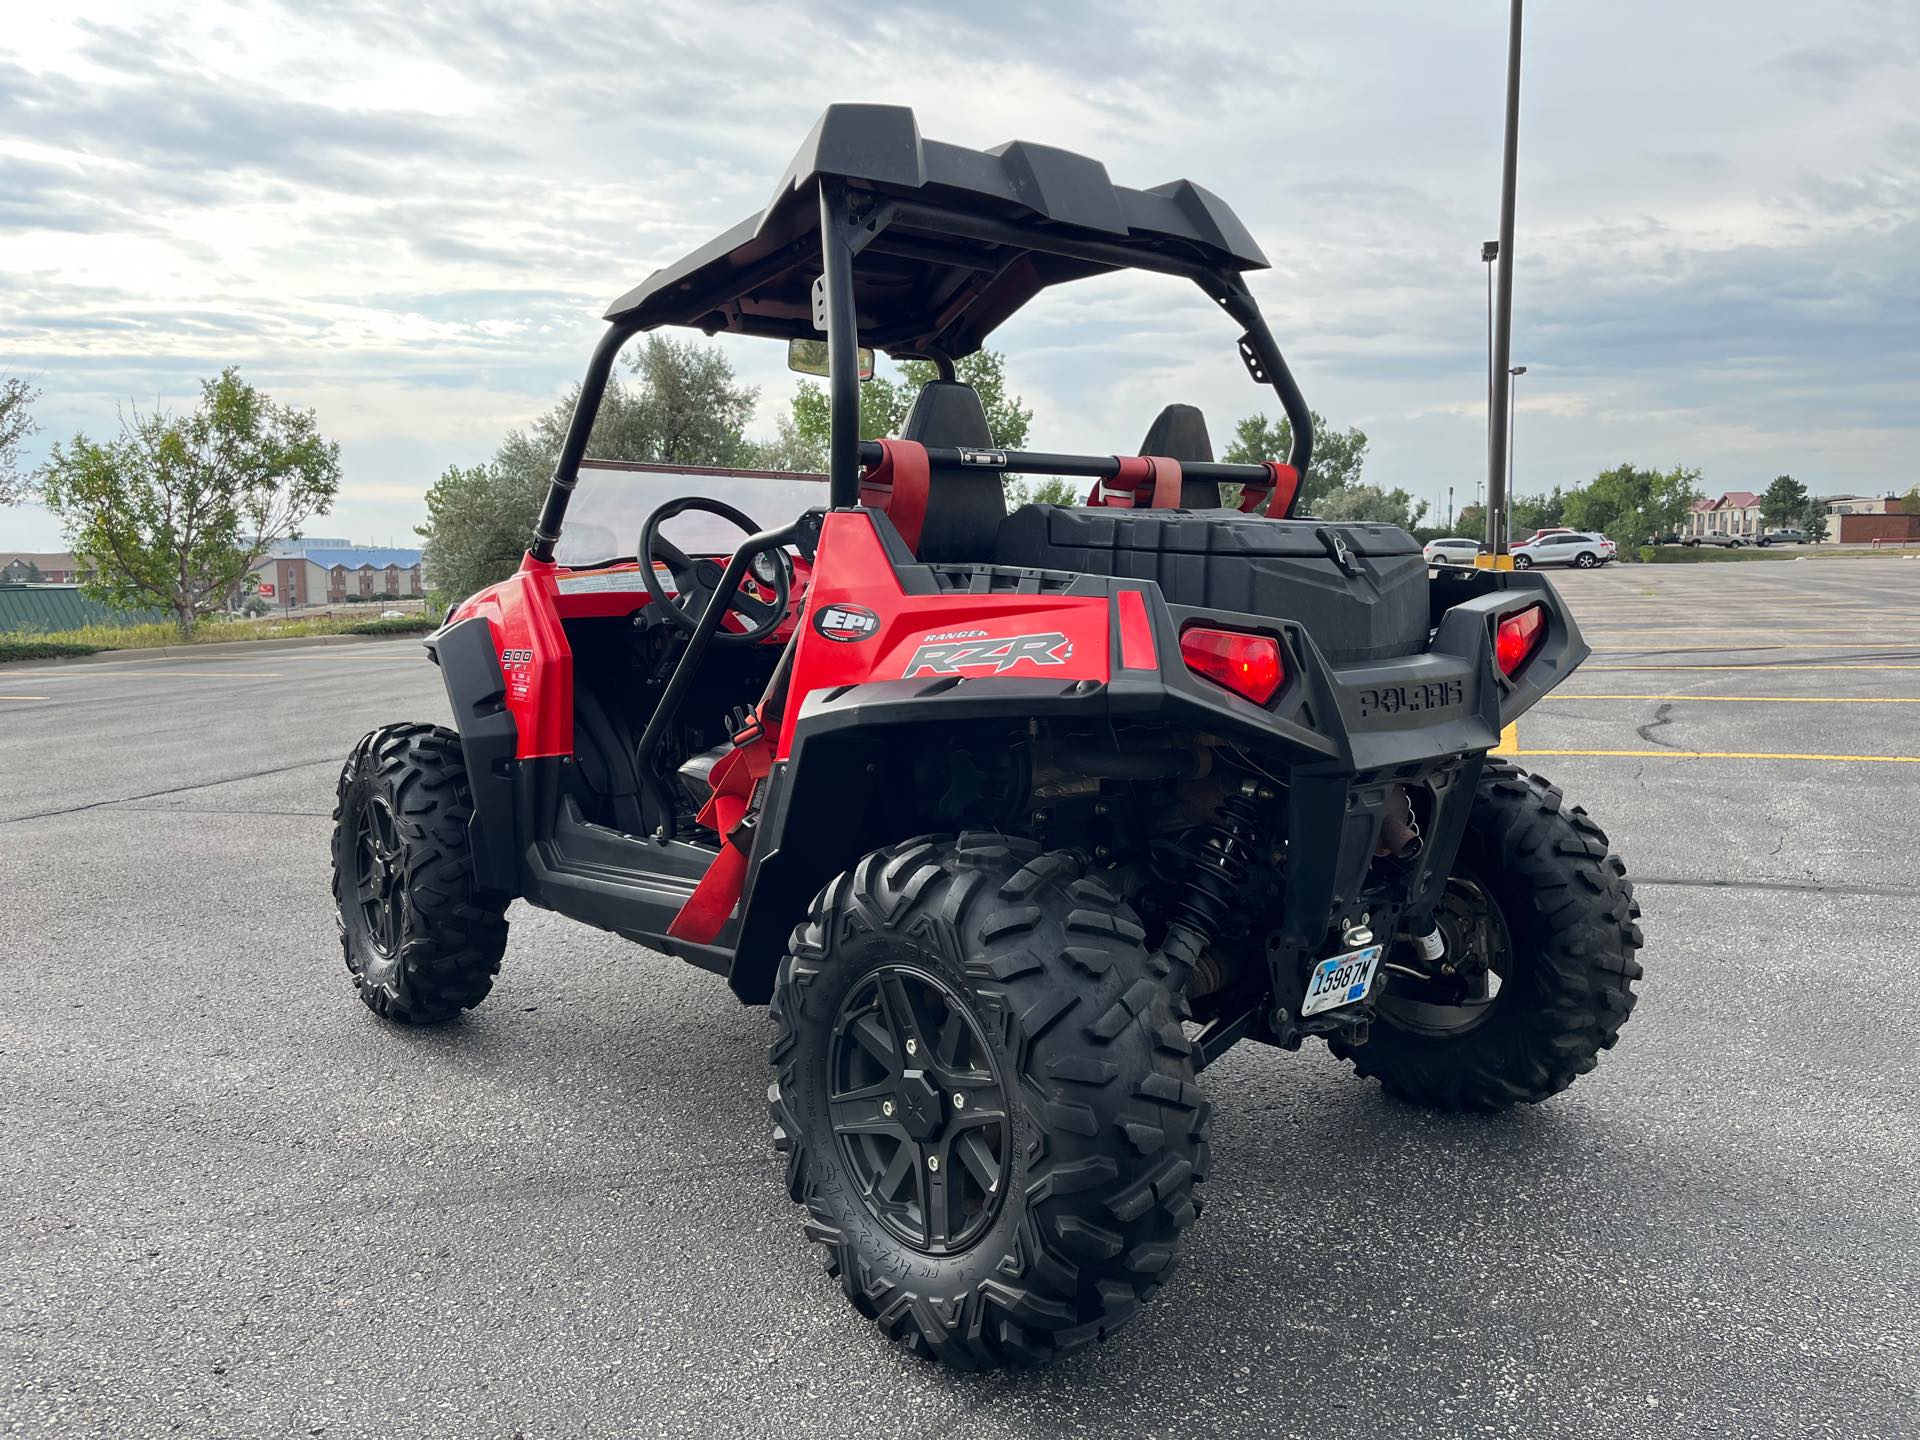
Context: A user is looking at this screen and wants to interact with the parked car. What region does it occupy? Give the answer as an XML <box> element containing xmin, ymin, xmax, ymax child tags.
<box><xmin>1757</xmin><ymin>528</ymin><xmax>1808</xmax><ymax>546</ymax></box>
<box><xmin>1423</xmin><ymin>536</ymin><xmax>1485</xmax><ymax>567</ymax></box>
<box><xmin>1648</xmin><ymin>531</ymin><xmax>1682</xmax><ymax>545</ymax></box>
<box><xmin>1521</xmin><ymin>526</ymin><xmax>1575</xmax><ymax>544</ymax></box>
<box><xmin>1512</xmin><ymin>532</ymin><xmax>1616</xmax><ymax>569</ymax></box>
<box><xmin>1682</xmin><ymin>532</ymin><xmax>1752</xmax><ymax>548</ymax></box>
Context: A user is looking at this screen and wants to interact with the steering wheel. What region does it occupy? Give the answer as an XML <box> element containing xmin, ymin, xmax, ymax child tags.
<box><xmin>639</xmin><ymin>496</ymin><xmax>790</xmax><ymax>646</ymax></box>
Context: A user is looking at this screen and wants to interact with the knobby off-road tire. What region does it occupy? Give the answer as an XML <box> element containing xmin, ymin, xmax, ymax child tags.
<box><xmin>769</xmin><ymin>833</ymin><xmax>1209</xmax><ymax>1370</ymax></box>
<box><xmin>331</xmin><ymin>723</ymin><xmax>509</xmax><ymax>1024</ymax></box>
<box><xmin>1333</xmin><ymin>761</ymin><xmax>1644</xmax><ymax>1110</ymax></box>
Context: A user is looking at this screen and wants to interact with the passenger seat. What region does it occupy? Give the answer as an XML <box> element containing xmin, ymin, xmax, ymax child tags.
<box><xmin>898</xmin><ymin>381</ymin><xmax>1006</xmax><ymax>565</ymax></box>
<box><xmin>1137</xmin><ymin>403</ymin><xmax>1227</xmax><ymax>508</ymax></box>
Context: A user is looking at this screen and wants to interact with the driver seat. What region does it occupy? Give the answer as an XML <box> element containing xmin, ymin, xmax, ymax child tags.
<box><xmin>880</xmin><ymin>381</ymin><xmax>1007</xmax><ymax>564</ymax></box>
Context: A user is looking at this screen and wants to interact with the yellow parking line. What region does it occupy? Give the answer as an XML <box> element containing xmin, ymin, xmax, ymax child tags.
<box><xmin>1492</xmin><ymin>722</ymin><xmax>1519</xmax><ymax>754</ymax></box>
<box><xmin>1514</xmin><ymin>748</ymin><xmax>1920</xmax><ymax>764</ymax></box>
<box><xmin>0</xmin><ymin>695</ymin><xmax>49</xmax><ymax>701</ymax></box>
<box><xmin>1545</xmin><ymin>694</ymin><xmax>1920</xmax><ymax>704</ymax></box>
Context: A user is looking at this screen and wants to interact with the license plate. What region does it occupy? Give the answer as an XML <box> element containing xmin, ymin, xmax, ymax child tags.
<box><xmin>1301</xmin><ymin>943</ymin><xmax>1383</xmax><ymax>1017</ymax></box>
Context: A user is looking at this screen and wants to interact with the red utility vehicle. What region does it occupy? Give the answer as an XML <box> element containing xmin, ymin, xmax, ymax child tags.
<box><xmin>330</xmin><ymin>106</ymin><xmax>1644</xmax><ymax>1370</ymax></box>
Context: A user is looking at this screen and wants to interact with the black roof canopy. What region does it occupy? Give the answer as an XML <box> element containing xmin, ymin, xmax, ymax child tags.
<box><xmin>604</xmin><ymin>104</ymin><xmax>1269</xmax><ymax>359</ymax></box>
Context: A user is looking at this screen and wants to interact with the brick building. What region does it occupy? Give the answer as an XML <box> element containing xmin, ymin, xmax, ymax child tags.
<box><xmin>246</xmin><ymin>547</ymin><xmax>425</xmax><ymax>607</ymax></box>
<box><xmin>0</xmin><ymin>552</ymin><xmax>91</xmax><ymax>584</ymax></box>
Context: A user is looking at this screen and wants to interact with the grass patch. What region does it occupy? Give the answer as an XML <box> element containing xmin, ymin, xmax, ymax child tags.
<box><xmin>0</xmin><ymin>638</ymin><xmax>110</xmax><ymax>662</ymax></box>
<box><xmin>2</xmin><ymin>611</ymin><xmax>437</xmax><ymax>656</ymax></box>
<box><xmin>1641</xmin><ymin>546</ymin><xmax>1796</xmax><ymax>563</ymax></box>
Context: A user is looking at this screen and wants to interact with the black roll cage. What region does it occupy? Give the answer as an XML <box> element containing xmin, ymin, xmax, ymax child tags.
<box><xmin>531</xmin><ymin>176</ymin><xmax>1315</xmax><ymax>562</ymax></box>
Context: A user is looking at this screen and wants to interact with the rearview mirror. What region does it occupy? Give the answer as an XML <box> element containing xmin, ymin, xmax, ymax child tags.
<box><xmin>788</xmin><ymin>337</ymin><xmax>875</xmax><ymax>382</ymax></box>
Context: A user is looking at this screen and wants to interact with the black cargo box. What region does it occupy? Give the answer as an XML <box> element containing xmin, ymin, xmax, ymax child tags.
<box><xmin>995</xmin><ymin>507</ymin><xmax>1429</xmax><ymax>663</ymax></box>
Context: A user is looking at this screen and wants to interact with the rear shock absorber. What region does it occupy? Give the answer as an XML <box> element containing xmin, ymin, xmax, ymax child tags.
<box><xmin>1159</xmin><ymin>779</ymin><xmax>1274</xmax><ymax>995</ymax></box>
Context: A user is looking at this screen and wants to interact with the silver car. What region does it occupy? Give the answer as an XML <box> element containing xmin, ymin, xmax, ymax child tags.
<box><xmin>1423</xmin><ymin>537</ymin><xmax>1485</xmax><ymax>567</ymax></box>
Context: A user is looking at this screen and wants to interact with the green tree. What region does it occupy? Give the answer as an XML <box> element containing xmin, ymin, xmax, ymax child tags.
<box><xmin>418</xmin><ymin>440</ymin><xmax>550</xmax><ymax>608</ymax></box>
<box><xmin>1</xmin><ymin>375</ymin><xmax>39</xmax><ymax>506</ymax></box>
<box><xmin>1454</xmin><ymin>502</ymin><xmax>1486</xmax><ymax>537</ymax></box>
<box><xmin>1510</xmin><ymin>488</ymin><xmax>1566</xmax><ymax>535</ymax></box>
<box><xmin>531</xmin><ymin>335</ymin><xmax>761</xmax><ymax>466</ymax></box>
<box><xmin>420</xmin><ymin>338</ymin><xmax>764</xmax><ymax>603</ymax></box>
<box><xmin>1798</xmin><ymin>497</ymin><xmax>1830</xmax><ymax>543</ymax></box>
<box><xmin>1759</xmin><ymin>474</ymin><xmax>1807</xmax><ymax>528</ymax></box>
<box><xmin>1223</xmin><ymin>410</ymin><xmax>1368</xmax><ymax>511</ymax></box>
<box><xmin>1899</xmin><ymin>484</ymin><xmax>1920</xmax><ymax>515</ymax></box>
<box><xmin>1562</xmin><ymin>463</ymin><xmax>1702</xmax><ymax>546</ymax></box>
<box><xmin>1313</xmin><ymin>483</ymin><xmax>1429</xmax><ymax>530</ymax></box>
<box><xmin>39</xmin><ymin>369</ymin><xmax>339</xmax><ymax>640</ymax></box>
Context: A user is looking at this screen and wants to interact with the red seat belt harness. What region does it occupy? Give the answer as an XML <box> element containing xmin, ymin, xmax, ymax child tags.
<box><xmin>857</xmin><ymin>438</ymin><xmax>931</xmax><ymax>552</ymax></box>
<box><xmin>1236</xmin><ymin>461</ymin><xmax>1300</xmax><ymax>517</ymax></box>
<box><xmin>1089</xmin><ymin>455</ymin><xmax>1184</xmax><ymax>509</ymax></box>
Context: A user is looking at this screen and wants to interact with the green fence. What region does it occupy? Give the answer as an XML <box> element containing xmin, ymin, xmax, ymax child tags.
<box><xmin>0</xmin><ymin>585</ymin><xmax>166</xmax><ymax>634</ymax></box>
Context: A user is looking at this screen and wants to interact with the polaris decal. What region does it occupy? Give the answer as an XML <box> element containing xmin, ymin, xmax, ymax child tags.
<box><xmin>813</xmin><ymin>602</ymin><xmax>880</xmax><ymax>642</ymax></box>
<box><xmin>903</xmin><ymin>631</ymin><xmax>1072</xmax><ymax>678</ymax></box>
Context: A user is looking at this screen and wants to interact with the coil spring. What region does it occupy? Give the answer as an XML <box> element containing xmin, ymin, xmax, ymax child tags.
<box><xmin>1166</xmin><ymin>786</ymin><xmax>1272</xmax><ymax>941</ymax></box>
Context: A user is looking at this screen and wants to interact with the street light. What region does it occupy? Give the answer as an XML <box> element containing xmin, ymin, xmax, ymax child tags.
<box><xmin>1483</xmin><ymin>240</ymin><xmax>1499</xmax><ymax>484</ymax></box>
<box><xmin>1507</xmin><ymin>364</ymin><xmax>1527</xmax><ymax>542</ymax></box>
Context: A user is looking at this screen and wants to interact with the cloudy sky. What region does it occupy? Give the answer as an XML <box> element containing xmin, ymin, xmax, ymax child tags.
<box><xmin>3</xmin><ymin>1</ymin><xmax>1916</xmax><ymax>549</ymax></box>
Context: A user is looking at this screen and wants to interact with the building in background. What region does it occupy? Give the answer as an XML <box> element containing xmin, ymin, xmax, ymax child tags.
<box><xmin>1833</xmin><ymin>512</ymin><xmax>1920</xmax><ymax>545</ymax></box>
<box><xmin>1820</xmin><ymin>493</ymin><xmax>1902</xmax><ymax>520</ymax></box>
<box><xmin>245</xmin><ymin>547</ymin><xmax>425</xmax><ymax>607</ymax></box>
<box><xmin>1686</xmin><ymin>492</ymin><xmax>1761</xmax><ymax>540</ymax></box>
<box><xmin>0</xmin><ymin>552</ymin><xmax>91</xmax><ymax>584</ymax></box>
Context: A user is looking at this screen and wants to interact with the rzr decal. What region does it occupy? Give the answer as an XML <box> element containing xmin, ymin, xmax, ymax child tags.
<box><xmin>903</xmin><ymin>631</ymin><xmax>1072</xmax><ymax>678</ymax></box>
<box><xmin>813</xmin><ymin>602</ymin><xmax>880</xmax><ymax>643</ymax></box>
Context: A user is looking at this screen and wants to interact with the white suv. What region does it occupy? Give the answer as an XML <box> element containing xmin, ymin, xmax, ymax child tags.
<box><xmin>1423</xmin><ymin>537</ymin><xmax>1486</xmax><ymax>567</ymax></box>
<box><xmin>1512</xmin><ymin>532</ymin><xmax>1616</xmax><ymax>569</ymax></box>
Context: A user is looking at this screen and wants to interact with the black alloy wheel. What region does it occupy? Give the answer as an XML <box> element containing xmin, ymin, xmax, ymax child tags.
<box><xmin>828</xmin><ymin>964</ymin><xmax>1012</xmax><ymax>1254</ymax></box>
<box><xmin>1331</xmin><ymin>761</ymin><xmax>1644</xmax><ymax>1110</ymax></box>
<box><xmin>1377</xmin><ymin>873</ymin><xmax>1512</xmax><ymax>1037</ymax></box>
<box><xmin>352</xmin><ymin>793</ymin><xmax>405</xmax><ymax>968</ymax></box>
<box><xmin>331</xmin><ymin>723</ymin><xmax>509</xmax><ymax>1024</ymax></box>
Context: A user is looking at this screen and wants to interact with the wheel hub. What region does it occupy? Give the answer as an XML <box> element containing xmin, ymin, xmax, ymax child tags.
<box><xmin>893</xmin><ymin>1069</ymin><xmax>945</xmax><ymax>1140</ymax></box>
<box><xmin>353</xmin><ymin>795</ymin><xmax>405</xmax><ymax>961</ymax></box>
<box><xmin>828</xmin><ymin>965</ymin><xmax>1013</xmax><ymax>1255</ymax></box>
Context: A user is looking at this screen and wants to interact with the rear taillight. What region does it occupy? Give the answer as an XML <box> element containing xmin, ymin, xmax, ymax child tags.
<box><xmin>1495</xmin><ymin>603</ymin><xmax>1546</xmax><ymax>677</ymax></box>
<box><xmin>1181</xmin><ymin>627</ymin><xmax>1284</xmax><ymax>704</ymax></box>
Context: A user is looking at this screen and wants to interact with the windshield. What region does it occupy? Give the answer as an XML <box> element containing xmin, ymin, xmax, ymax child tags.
<box><xmin>555</xmin><ymin>461</ymin><xmax>829</xmax><ymax>565</ymax></box>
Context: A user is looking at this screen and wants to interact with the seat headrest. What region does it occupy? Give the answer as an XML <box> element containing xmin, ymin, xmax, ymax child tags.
<box><xmin>1139</xmin><ymin>403</ymin><xmax>1221</xmax><ymax>508</ymax></box>
<box><xmin>1139</xmin><ymin>403</ymin><xmax>1214</xmax><ymax>462</ymax></box>
<box><xmin>902</xmin><ymin>381</ymin><xmax>994</xmax><ymax>450</ymax></box>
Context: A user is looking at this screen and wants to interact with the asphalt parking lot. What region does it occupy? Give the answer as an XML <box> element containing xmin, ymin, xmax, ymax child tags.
<box><xmin>3</xmin><ymin>559</ymin><xmax>1917</xmax><ymax>1440</ymax></box>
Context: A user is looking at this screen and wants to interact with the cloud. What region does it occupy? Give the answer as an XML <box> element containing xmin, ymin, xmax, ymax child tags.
<box><xmin>1</xmin><ymin>0</ymin><xmax>1917</xmax><ymax>550</ymax></box>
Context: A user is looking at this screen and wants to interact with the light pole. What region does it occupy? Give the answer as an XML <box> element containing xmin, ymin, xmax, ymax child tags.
<box><xmin>1448</xmin><ymin>484</ymin><xmax>1455</xmax><ymax>531</ymax></box>
<box><xmin>1506</xmin><ymin>364</ymin><xmax>1526</xmax><ymax>542</ymax></box>
<box><xmin>1484</xmin><ymin>0</ymin><xmax>1524</xmax><ymax>565</ymax></box>
<box><xmin>1483</xmin><ymin>240</ymin><xmax>1498</xmax><ymax>487</ymax></box>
